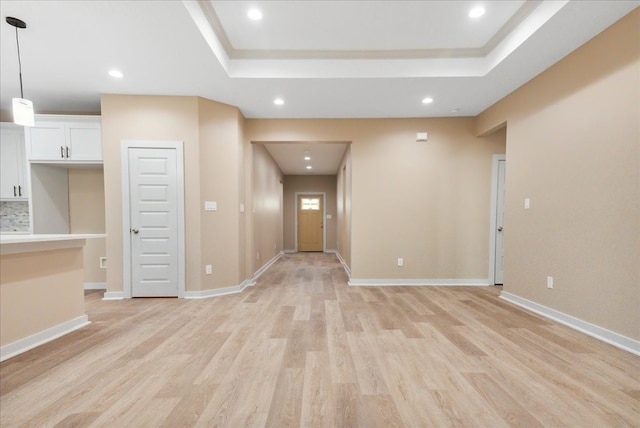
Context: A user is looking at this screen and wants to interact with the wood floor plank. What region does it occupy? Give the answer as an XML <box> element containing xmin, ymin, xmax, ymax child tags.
<box><xmin>325</xmin><ymin>299</ymin><xmax>358</xmax><ymax>384</ymax></box>
<box><xmin>346</xmin><ymin>331</ymin><xmax>389</xmax><ymax>395</ymax></box>
<box><xmin>269</xmin><ymin>305</ymin><xmax>296</xmax><ymax>338</ymax></box>
<box><xmin>53</xmin><ymin>411</ymin><xmax>101</xmax><ymax>427</ymax></box>
<box><xmin>265</xmin><ymin>367</ymin><xmax>304</xmax><ymax>427</ymax></box>
<box><xmin>300</xmin><ymin>351</ymin><xmax>335</xmax><ymax>427</ymax></box>
<box><xmin>357</xmin><ymin>394</ymin><xmax>404</xmax><ymax>428</ymax></box>
<box><xmin>1</xmin><ymin>252</ymin><xmax>638</xmax><ymax>427</ymax></box>
<box><xmin>333</xmin><ymin>383</ymin><xmax>359</xmax><ymax>427</ymax></box>
<box><xmin>159</xmin><ymin>382</ymin><xmax>218</xmax><ymax>428</ymax></box>
<box><xmin>463</xmin><ymin>372</ymin><xmax>544</xmax><ymax>427</ymax></box>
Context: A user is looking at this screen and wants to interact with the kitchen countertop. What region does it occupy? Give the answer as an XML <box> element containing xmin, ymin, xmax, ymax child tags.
<box><xmin>0</xmin><ymin>234</ymin><xmax>106</xmax><ymax>255</ymax></box>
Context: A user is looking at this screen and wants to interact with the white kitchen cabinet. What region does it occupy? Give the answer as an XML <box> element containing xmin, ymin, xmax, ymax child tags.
<box><xmin>26</xmin><ymin>115</ymin><xmax>102</xmax><ymax>164</ymax></box>
<box><xmin>0</xmin><ymin>123</ymin><xmax>28</xmax><ymax>200</ymax></box>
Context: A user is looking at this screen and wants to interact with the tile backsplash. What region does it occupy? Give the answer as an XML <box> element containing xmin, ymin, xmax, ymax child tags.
<box><xmin>0</xmin><ymin>201</ymin><xmax>30</xmax><ymax>232</ymax></box>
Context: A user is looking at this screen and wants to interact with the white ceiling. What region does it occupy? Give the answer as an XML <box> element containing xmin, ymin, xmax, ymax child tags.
<box><xmin>262</xmin><ymin>142</ymin><xmax>349</xmax><ymax>175</ymax></box>
<box><xmin>211</xmin><ymin>1</ymin><xmax>527</xmax><ymax>52</ymax></box>
<box><xmin>0</xmin><ymin>0</ymin><xmax>637</xmax><ymax>175</ymax></box>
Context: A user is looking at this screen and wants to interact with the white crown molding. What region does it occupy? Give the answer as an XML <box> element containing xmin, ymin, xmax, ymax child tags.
<box><xmin>0</xmin><ymin>315</ymin><xmax>90</xmax><ymax>362</ymax></box>
<box><xmin>500</xmin><ymin>291</ymin><xmax>640</xmax><ymax>356</ymax></box>
<box><xmin>182</xmin><ymin>0</ymin><xmax>567</xmax><ymax>79</ymax></box>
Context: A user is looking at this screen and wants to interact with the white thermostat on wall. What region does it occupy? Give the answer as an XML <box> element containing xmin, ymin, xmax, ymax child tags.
<box><xmin>205</xmin><ymin>201</ymin><xmax>217</xmax><ymax>211</ymax></box>
<box><xmin>416</xmin><ymin>132</ymin><xmax>428</xmax><ymax>142</ymax></box>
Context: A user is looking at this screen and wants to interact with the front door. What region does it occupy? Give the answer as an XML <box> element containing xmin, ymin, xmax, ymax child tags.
<box><xmin>297</xmin><ymin>194</ymin><xmax>323</xmax><ymax>251</ymax></box>
<box><xmin>494</xmin><ymin>159</ymin><xmax>506</xmax><ymax>285</ymax></box>
<box><xmin>128</xmin><ymin>147</ymin><xmax>179</xmax><ymax>297</ymax></box>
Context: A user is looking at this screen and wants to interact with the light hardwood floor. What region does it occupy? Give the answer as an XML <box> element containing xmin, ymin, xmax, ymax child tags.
<box><xmin>1</xmin><ymin>252</ymin><xmax>639</xmax><ymax>427</ymax></box>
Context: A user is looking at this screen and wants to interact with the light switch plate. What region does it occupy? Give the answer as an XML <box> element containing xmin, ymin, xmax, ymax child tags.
<box><xmin>326</xmin><ymin>214</ymin><xmax>332</xmax><ymax>219</ymax></box>
<box><xmin>205</xmin><ymin>201</ymin><xmax>217</xmax><ymax>211</ymax></box>
<box><xmin>524</xmin><ymin>198</ymin><xmax>530</xmax><ymax>209</ymax></box>
<box><xmin>240</xmin><ymin>203</ymin><xmax>245</xmax><ymax>213</ymax></box>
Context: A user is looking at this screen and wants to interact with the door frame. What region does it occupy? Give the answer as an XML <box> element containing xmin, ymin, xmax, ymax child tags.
<box><xmin>294</xmin><ymin>192</ymin><xmax>326</xmax><ymax>252</ymax></box>
<box><xmin>488</xmin><ymin>154</ymin><xmax>506</xmax><ymax>285</ymax></box>
<box><xmin>121</xmin><ymin>140</ymin><xmax>186</xmax><ymax>298</ymax></box>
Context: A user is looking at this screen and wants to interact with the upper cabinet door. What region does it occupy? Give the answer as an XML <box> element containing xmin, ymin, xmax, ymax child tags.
<box><xmin>25</xmin><ymin>115</ymin><xmax>102</xmax><ymax>163</ymax></box>
<box><xmin>66</xmin><ymin>121</ymin><xmax>102</xmax><ymax>161</ymax></box>
<box><xmin>0</xmin><ymin>124</ymin><xmax>28</xmax><ymax>200</ymax></box>
<box><xmin>27</xmin><ymin>121</ymin><xmax>67</xmax><ymax>161</ymax></box>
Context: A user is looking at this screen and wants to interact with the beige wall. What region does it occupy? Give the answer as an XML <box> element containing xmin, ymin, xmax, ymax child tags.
<box><xmin>197</xmin><ymin>98</ymin><xmax>244</xmax><ymax>289</ymax></box>
<box><xmin>101</xmin><ymin>95</ymin><xmax>200</xmax><ymax>293</ymax></box>
<box><xmin>337</xmin><ymin>146</ymin><xmax>352</xmax><ymax>267</ymax></box>
<box><xmin>283</xmin><ymin>175</ymin><xmax>337</xmax><ymax>251</ymax></box>
<box><xmin>476</xmin><ymin>10</ymin><xmax>639</xmax><ymax>340</ymax></box>
<box><xmin>102</xmin><ymin>95</ymin><xmax>247</xmax><ymax>293</ymax></box>
<box><xmin>238</xmin><ymin>114</ymin><xmax>247</xmax><ymax>281</ymax></box>
<box><xmin>1</xmin><ymin>248</ymin><xmax>85</xmax><ymax>346</ymax></box>
<box><xmin>68</xmin><ymin>168</ymin><xmax>106</xmax><ymax>284</ymax></box>
<box><xmin>245</xmin><ymin>118</ymin><xmax>506</xmax><ymax>281</ymax></box>
<box><xmin>251</xmin><ymin>144</ymin><xmax>283</xmax><ymax>273</ymax></box>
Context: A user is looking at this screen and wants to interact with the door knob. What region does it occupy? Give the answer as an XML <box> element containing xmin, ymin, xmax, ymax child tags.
<box><xmin>130</xmin><ymin>228</ymin><xmax>139</xmax><ymax>234</ymax></box>
<box><xmin>498</xmin><ymin>227</ymin><xmax>503</xmax><ymax>232</ymax></box>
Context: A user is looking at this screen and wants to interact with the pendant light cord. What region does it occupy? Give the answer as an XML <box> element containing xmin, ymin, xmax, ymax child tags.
<box><xmin>14</xmin><ymin>26</ymin><xmax>24</xmax><ymax>99</ymax></box>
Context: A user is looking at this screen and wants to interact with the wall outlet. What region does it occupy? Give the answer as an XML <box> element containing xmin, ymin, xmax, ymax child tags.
<box><xmin>99</xmin><ymin>257</ymin><xmax>107</xmax><ymax>269</ymax></box>
<box><xmin>205</xmin><ymin>264</ymin><xmax>212</xmax><ymax>275</ymax></box>
<box><xmin>397</xmin><ymin>257</ymin><xmax>404</xmax><ymax>267</ymax></box>
<box><xmin>524</xmin><ymin>198</ymin><xmax>531</xmax><ymax>209</ymax></box>
<box><xmin>547</xmin><ymin>276</ymin><xmax>553</xmax><ymax>289</ymax></box>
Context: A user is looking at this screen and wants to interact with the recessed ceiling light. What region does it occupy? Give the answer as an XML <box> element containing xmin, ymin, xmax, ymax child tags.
<box><xmin>304</xmin><ymin>156</ymin><xmax>311</xmax><ymax>161</ymax></box>
<box><xmin>108</xmin><ymin>69</ymin><xmax>123</xmax><ymax>78</ymax></box>
<box><xmin>469</xmin><ymin>6</ymin><xmax>485</xmax><ymax>18</ymax></box>
<box><xmin>422</xmin><ymin>97</ymin><xmax>434</xmax><ymax>104</ymax></box>
<box><xmin>306</xmin><ymin>165</ymin><xmax>312</xmax><ymax>170</ymax></box>
<box><xmin>274</xmin><ymin>98</ymin><xmax>284</xmax><ymax>106</ymax></box>
<box><xmin>247</xmin><ymin>9</ymin><xmax>262</xmax><ymax>21</ymax></box>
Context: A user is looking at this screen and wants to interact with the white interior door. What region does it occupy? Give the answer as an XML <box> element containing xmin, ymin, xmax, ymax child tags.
<box><xmin>494</xmin><ymin>159</ymin><xmax>506</xmax><ymax>285</ymax></box>
<box><xmin>129</xmin><ymin>147</ymin><xmax>179</xmax><ymax>297</ymax></box>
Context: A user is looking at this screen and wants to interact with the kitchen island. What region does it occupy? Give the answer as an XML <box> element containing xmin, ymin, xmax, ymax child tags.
<box><xmin>0</xmin><ymin>234</ymin><xmax>106</xmax><ymax>361</ymax></box>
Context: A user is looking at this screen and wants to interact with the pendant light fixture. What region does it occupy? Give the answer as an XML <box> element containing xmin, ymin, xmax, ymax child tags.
<box><xmin>6</xmin><ymin>16</ymin><xmax>34</xmax><ymax>127</ymax></box>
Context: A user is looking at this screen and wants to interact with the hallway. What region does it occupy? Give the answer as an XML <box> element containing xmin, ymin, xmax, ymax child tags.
<box><xmin>1</xmin><ymin>253</ymin><xmax>638</xmax><ymax>426</ymax></box>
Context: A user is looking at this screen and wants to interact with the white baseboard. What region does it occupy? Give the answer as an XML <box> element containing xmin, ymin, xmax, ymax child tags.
<box><xmin>102</xmin><ymin>291</ymin><xmax>126</xmax><ymax>300</ymax></box>
<box><xmin>328</xmin><ymin>250</ymin><xmax>351</xmax><ymax>277</ymax></box>
<box><xmin>185</xmin><ymin>253</ymin><xmax>283</xmax><ymax>300</ymax></box>
<box><xmin>348</xmin><ymin>278</ymin><xmax>490</xmax><ymax>286</ymax></box>
<box><xmin>184</xmin><ymin>280</ymin><xmax>255</xmax><ymax>299</ymax></box>
<box><xmin>500</xmin><ymin>291</ymin><xmax>640</xmax><ymax>356</ymax></box>
<box><xmin>0</xmin><ymin>315</ymin><xmax>90</xmax><ymax>362</ymax></box>
<box><xmin>84</xmin><ymin>282</ymin><xmax>106</xmax><ymax>290</ymax></box>
<box><xmin>253</xmin><ymin>252</ymin><xmax>283</xmax><ymax>279</ymax></box>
